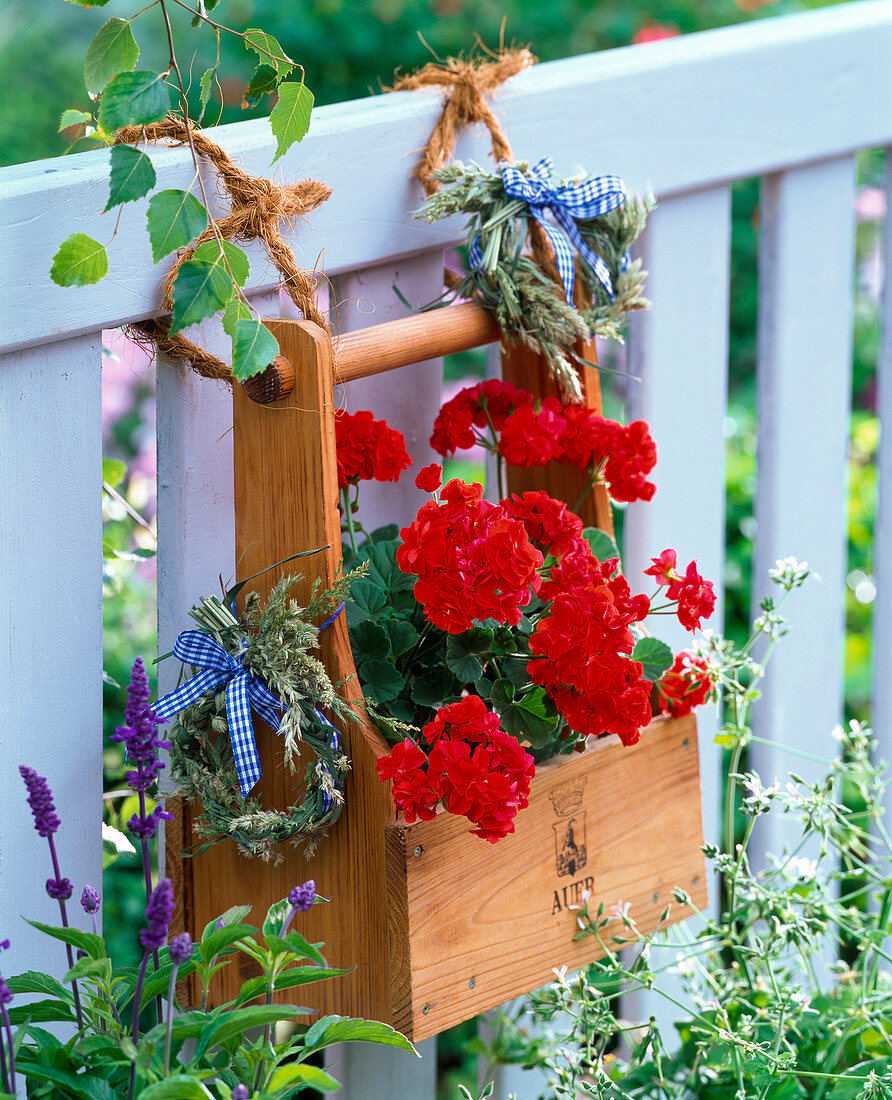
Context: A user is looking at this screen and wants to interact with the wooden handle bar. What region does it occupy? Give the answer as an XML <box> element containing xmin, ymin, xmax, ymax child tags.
<box><xmin>241</xmin><ymin>301</ymin><xmax>500</xmax><ymax>404</ymax></box>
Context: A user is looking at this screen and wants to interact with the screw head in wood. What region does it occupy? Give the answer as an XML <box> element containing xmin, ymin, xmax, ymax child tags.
<box><xmin>413</xmin><ymin>845</ymin><xmax>423</xmax><ymax>858</ymax></box>
<box><xmin>240</xmin><ymin>354</ymin><xmax>295</xmax><ymax>405</ymax></box>
<box><xmin>468</xmin><ymin>977</ymin><xmax>475</xmax><ymax>990</ymax></box>
<box><xmin>422</xmin><ymin>1003</ymin><xmax>430</xmax><ymax>1015</ymax></box>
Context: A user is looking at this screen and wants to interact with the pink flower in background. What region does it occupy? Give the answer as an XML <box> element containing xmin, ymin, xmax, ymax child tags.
<box><xmin>632</xmin><ymin>20</ymin><xmax>680</xmax><ymax>44</ymax></box>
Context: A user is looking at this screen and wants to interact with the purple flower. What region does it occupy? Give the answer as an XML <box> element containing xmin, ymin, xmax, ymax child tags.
<box><xmin>288</xmin><ymin>880</ymin><xmax>316</xmax><ymax>912</ymax></box>
<box><xmin>81</xmin><ymin>886</ymin><xmax>101</xmax><ymax>915</ymax></box>
<box><xmin>46</xmin><ymin>877</ymin><xmax>73</xmax><ymax>901</ymax></box>
<box><xmin>19</xmin><ymin>766</ymin><xmax>61</xmax><ymax>837</ymax></box>
<box><xmin>111</xmin><ymin>658</ymin><xmax>171</xmax><ymax>794</ymax></box>
<box><xmin>0</xmin><ymin>940</ymin><xmax>11</xmax><ymax>1007</ymax></box>
<box><xmin>139</xmin><ymin>878</ymin><xmax>175</xmax><ymax>954</ymax></box>
<box><xmin>127</xmin><ymin>804</ymin><xmax>174</xmax><ymax>840</ymax></box>
<box><xmin>232</xmin><ymin>1086</ymin><xmax>249</xmax><ymax>1100</ymax></box>
<box><xmin>169</xmin><ymin>933</ymin><xmax>192</xmax><ymax>965</ymax></box>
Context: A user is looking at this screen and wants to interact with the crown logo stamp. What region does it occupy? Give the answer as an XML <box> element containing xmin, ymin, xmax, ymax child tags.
<box><xmin>549</xmin><ymin>778</ymin><xmax>587</xmax><ymax>819</ymax></box>
<box><xmin>550</xmin><ymin>779</ymin><xmax>588</xmax><ymax>878</ymax></box>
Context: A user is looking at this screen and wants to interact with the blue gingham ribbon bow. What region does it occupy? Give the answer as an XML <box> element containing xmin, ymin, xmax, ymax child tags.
<box><xmin>154</xmin><ymin>631</ymin><xmax>283</xmax><ymax>798</ymax></box>
<box><xmin>474</xmin><ymin>157</ymin><xmax>626</xmax><ymax>305</ymax></box>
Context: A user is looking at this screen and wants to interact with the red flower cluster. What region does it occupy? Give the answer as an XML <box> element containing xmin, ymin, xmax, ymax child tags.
<box><xmin>528</xmin><ymin>553</ymin><xmax>653</xmax><ymax>745</ymax></box>
<box><xmin>334</xmin><ymin>409</ymin><xmax>412</xmax><ymax>490</ymax></box>
<box><xmin>657</xmin><ymin>652</ymin><xmax>713</xmax><ymax>718</ymax></box>
<box><xmin>430</xmin><ymin>382</ymin><xmax>657</xmax><ymax>503</ymax></box>
<box><xmin>396</xmin><ymin>479</ymin><xmax>543</xmax><ymax>634</ymax></box>
<box><xmin>375</xmin><ymin>697</ymin><xmax>536</xmax><ymax>841</ymax></box>
<box><xmin>502</xmin><ymin>491</ymin><xmax>584</xmax><ymax>558</ymax></box>
<box><xmin>644</xmin><ymin>549</ymin><xmax>717</xmax><ymax>631</ymax></box>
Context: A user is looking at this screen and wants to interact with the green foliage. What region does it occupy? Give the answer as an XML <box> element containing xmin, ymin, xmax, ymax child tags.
<box><xmin>3</xmin><ymin>893</ymin><xmax>416</xmax><ymax>1099</ymax></box>
<box><xmin>84</xmin><ymin>17</ymin><xmax>139</xmax><ymax>96</ymax></box>
<box><xmin>105</xmin><ymin>145</ymin><xmax>156</xmax><ymax>211</ymax></box>
<box><xmin>482</xmin><ymin>611</ymin><xmax>892</xmax><ymax>1100</ymax></box>
<box><xmin>270</xmin><ymin>81</ymin><xmax>315</xmax><ymax>162</ymax></box>
<box><xmin>51</xmin><ymin>232</ymin><xmax>109</xmax><ymax>285</ymax></box>
<box><xmin>146</xmin><ymin>189</ymin><xmax>208</xmax><ymax>262</ymax></box>
<box><xmin>231</xmin><ymin>317</ymin><xmax>279</xmax><ymax>379</ymax></box>
<box><xmin>97</xmin><ymin>70</ymin><xmax>171</xmax><ymax>133</ymax></box>
<box><xmin>631</xmin><ymin>636</ymin><xmax>672</xmax><ymax>682</ymax></box>
<box><xmin>168</xmin><ymin>257</ymin><xmax>234</xmax><ymax>334</ymax></box>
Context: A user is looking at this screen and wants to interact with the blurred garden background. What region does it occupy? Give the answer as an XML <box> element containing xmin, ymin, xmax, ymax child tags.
<box><xmin>1</xmin><ymin>0</ymin><xmax>883</xmax><ymax>1093</ymax></box>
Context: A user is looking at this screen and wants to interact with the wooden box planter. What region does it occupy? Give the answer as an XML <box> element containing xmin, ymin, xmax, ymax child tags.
<box><xmin>168</xmin><ymin>310</ymin><xmax>708</xmax><ymax>1042</ymax></box>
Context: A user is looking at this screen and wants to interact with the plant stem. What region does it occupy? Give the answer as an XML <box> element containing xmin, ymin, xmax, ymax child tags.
<box><xmin>163</xmin><ymin>963</ymin><xmax>180</xmax><ymax>1076</ymax></box>
<box><xmin>47</xmin><ymin>834</ymin><xmax>84</xmax><ymax>1030</ymax></box>
<box><xmin>137</xmin><ymin>791</ymin><xmax>163</xmax><ymax>1025</ymax></box>
<box><xmin>166</xmin><ymin>0</ymin><xmax>304</xmax><ymax>75</ymax></box>
<box><xmin>128</xmin><ymin>952</ymin><xmax>151</xmax><ymax>1100</ymax></box>
<box><xmin>0</xmin><ymin>1001</ymin><xmax>14</xmax><ymax>1098</ymax></box>
<box><xmin>340</xmin><ymin>488</ymin><xmax>360</xmax><ymax>558</ymax></box>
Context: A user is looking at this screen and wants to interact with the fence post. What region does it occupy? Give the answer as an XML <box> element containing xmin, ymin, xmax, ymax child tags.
<box><xmin>0</xmin><ymin>335</ymin><xmax>103</xmax><ymax>979</ymax></box>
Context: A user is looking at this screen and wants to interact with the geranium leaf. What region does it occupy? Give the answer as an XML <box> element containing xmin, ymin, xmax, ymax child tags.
<box><xmin>632</xmin><ymin>636</ymin><xmax>673</xmax><ymax>682</ymax></box>
<box><xmin>445</xmin><ymin>636</ymin><xmax>483</xmax><ymax>682</ymax></box>
<box><xmin>58</xmin><ymin>108</ymin><xmax>92</xmax><ymax>132</ymax></box>
<box><xmin>359</xmin><ymin>660</ymin><xmax>405</xmax><ymax>704</ymax></box>
<box><xmin>146</xmin><ymin>189</ymin><xmax>207</xmax><ymax>262</ymax></box>
<box><xmin>231</xmin><ymin>317</ymin><xmax>279</xmax><ymax>380</ymax></box>
<box><xmin>270</xmin><ymin>81</ymin><xmax>314</xmax><ymax>163</ymax></box>
<box><xmin>583</xmin><ymin>526</ymin><xmax>619</xmax><ymax>562</ymax></box>
<box><xmin>84</xmin><ymin>18</ymin><xmax>139</xmax><ymax>96</ymax></box>
<box><xmin>244</xmin><ymin>28</ymin><xmax>294</xmax><ymax>81</ymax></box>
<box><xmin>104</xmin><ymin>145</ymin><xmax>156</xmax><ymax>211</ymax></box>
<box><xmin>51</xmin><ymin>233</ymin><xmax>108</xmax><ymax>287</ymax></box>
<box><xmin>168</xmin><ymin>259</ymin><xmax>235</xmax><ymax>335</ymax></box>
<box><xmin>350</xmin><ymin>620</ymin><xmax>391</xmax><ymax>662</ymax></box>
<box><xmin>98</xmin><ymin>70</ymin><xmax>171</xmax><ymax>134</ymax></box>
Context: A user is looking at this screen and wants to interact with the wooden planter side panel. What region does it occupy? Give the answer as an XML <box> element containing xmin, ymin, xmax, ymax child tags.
<box><xmin>386</xmin><ymin>712</ymin><xmax>706</xmax><ymax>1041</ymax></box>
<box><xmin>176</xmin><ymin>320</ymin><xmax>396</xmax><ymax>1020</ymax></box>
<box><xmin>502</xmin><ymin>338</ymin><xmax>614</xmax><ymax>536</ymax></box>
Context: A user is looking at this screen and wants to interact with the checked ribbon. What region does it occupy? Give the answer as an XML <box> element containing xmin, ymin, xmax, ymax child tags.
<box><xmin>471</xmin><ymin>157</ymin><xmax>626</xmax><ymax>305</ymax></box>
<box><xmin>154</xmin><ymin>630</ymin><xmax>285</xmax><ymax>798</ymax></box>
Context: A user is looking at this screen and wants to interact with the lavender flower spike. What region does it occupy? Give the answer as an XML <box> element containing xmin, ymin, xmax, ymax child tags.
<box><xmin>18</xmin><ymin>765</ymin><xmax>84</xmax><ymax>1028</ymax></box>
<box><xmin>19</xmin><ymin>765</ymin><xmax>61</xmax><ymax>836</ymax></box>
<box><xmin>81</xmin><ymin>885</ymin><xmax>101</xmax><ymax>935</ymax></box>
<box><xmin>81</xmin><ymin>886</ymin><xmax>101</xmax><ymax>914</ymax></box>
<box><xmin>232</xmin><ymin>1086</ymin><xmax>249</xmax><ymax>1100</ymax></box>
<box><xmin>168</xmin><ymin>932</ymin><xmax>192</xmax><ymax>964</ymax></box>
<box><xmin>112</xmin><ymin>657</ymin><xmax>171</xmax><ymax>796</ymax></box>
<box><xmin>163</xmin><ymin>932</ymin><xmax>193</xmax><ymax>1076</ymax></box>
<box><xmin>281</xmin><ymin>880</ymin><xmax>316</xmax><ymax>937</ymax></box>
<box><xmin>139</xmin><ymin>878</ymin><xmax>176</xmax><ymax>954</ymax></box>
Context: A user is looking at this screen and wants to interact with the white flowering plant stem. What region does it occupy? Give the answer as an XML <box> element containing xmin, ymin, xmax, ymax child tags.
<box><xmin>481</xmin><ymin>564</ymin><xmax>892</xmax><ymax>1100</ymax></box>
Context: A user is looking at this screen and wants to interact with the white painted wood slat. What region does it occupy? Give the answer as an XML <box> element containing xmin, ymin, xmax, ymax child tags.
<box><xmin>873</xmin><ymin>149</ymin><xmax>892</xmax><ymax>826</ymax></box>
<box><xmin>748</xmin><ymin>158</ymin><xmax>857</xmax><ymax>861</ymax></box>
<box><xmin>0</xmin><ymin>335</ymin><xmax>103</xmax><ymax>978</ymax></box>
<box><xmin>625</xmin><ymin>185</ymin><xmax>732</xmax><ymax>860</ymax></box>
<box><xmin>620</xmin><ymin>186</ymin><xmax>731</xmax><ymax>1033</ymax></box>
<box><xmin>1</xmin><ymin>2</ymin><xmax>890</xmax><ymax>355</ymax></box>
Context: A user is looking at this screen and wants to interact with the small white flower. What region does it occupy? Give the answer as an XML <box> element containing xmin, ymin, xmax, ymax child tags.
<box><xmin>612</xmin><ymin>900</ymin><xmax>631</xmax><ymax>921</ymax></box>
<box><xmin>552</xmin><ymin>965</ymin><xmax>570</xmax><ymax>986</ymax></box>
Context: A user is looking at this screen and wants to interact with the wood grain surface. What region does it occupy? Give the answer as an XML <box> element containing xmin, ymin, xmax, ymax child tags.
<box><xmin>388</xmin><ymin>713</ymin><xmax>705</xmax><ymax>1040</ymax></box>
<box><xmin>173</xmin><ymin>317</ymin><xmax>707</xmax><ymax>1039</ymax></box>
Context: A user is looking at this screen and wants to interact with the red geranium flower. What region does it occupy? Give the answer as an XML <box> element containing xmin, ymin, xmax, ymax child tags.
<box><xmin>414</xmin><ymin>463</ymin><xmax>443</xmax><ymax>493</ymax></box>
<box><xmin>396</xmin><ymin>479</ymin><xmax>543</xmax><ymax>633</ymax></box>
<box><xmin>668</xmin><ymin>560</ymin><xmax>716</xmax><ymax>631</ymax></box>
<box><xmin>657</xmin><ymin>652</ymin><xmax>713</xmax><ymax>718</ymax></box>
<box><xmin>335</xmin><ymin>409</ymin><xmax>412</xmax><ymax>489</ymax></box>
<box><xmin>497</xmin><ymin>400</ymin><xmax>566</xmax><ymax>468</ymax></box>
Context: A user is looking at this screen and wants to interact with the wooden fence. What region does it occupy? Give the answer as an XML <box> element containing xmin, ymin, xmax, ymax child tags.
<box><xmin>1</xmin><ymin>2</ymin><xmax>891</xmax><ymax>1094</ymax></box>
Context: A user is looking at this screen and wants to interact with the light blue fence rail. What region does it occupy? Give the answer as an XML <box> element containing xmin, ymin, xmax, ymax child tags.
<box><xmin>1</xmin><ymin>3</ymin><xmax>891</xmax><ymax>1095</ymax></box>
